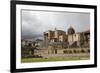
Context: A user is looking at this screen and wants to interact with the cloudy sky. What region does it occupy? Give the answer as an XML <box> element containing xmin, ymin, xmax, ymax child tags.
<box><xmin>21</xmin><ymin>10</ymin><xmax>90</xmax><ymax>39</ymax></box>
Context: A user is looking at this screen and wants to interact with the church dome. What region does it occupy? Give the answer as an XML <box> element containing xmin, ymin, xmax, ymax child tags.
<box><xmin>67</xmin><ymin>26</ymin><xmax>75</xmax><ymax>34</ymax></box>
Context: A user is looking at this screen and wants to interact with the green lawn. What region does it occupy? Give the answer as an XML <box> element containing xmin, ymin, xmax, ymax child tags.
<box><xmin>21</xmin><ymin>57</ymin><xmax>89</xmax><ymax>63</ymax></box>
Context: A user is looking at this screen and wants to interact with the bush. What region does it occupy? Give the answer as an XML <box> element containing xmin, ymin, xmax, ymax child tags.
<box><xmin>81</xmin><ymin>49</ymin><xmax>85</xmax><ymax>53</ymax></box>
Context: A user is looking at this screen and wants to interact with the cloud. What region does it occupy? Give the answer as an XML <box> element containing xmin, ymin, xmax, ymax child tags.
<box><xmin>21</xmin><ymin>10</ymin><xmax>90</xmax><ymax>39</ymax></box>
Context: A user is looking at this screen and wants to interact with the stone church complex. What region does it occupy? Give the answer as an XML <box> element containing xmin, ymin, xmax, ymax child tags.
<box><xmin>21</xmin><ymin>27</ymin><xmax>90</xmax><ymax>58</ymax></box>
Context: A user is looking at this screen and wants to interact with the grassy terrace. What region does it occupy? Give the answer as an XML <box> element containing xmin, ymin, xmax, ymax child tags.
<box><xmin>21</xmin><ymin>56</ymin><xmax>90</xmax><ymax>63</ymax></box>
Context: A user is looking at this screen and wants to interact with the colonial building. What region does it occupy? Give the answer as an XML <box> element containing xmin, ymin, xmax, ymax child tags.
<box><xmin>44</xmin><ymin>27</ymin><xmax>90</xmax><ymax>48</ymax></box>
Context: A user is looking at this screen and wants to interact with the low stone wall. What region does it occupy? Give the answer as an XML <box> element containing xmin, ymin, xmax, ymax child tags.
<box><xmin>42</xmin><ymin>53</ymin><xmax>90</xmax><ymax>58</ymax></box>
<box><xmin>34</xmin><ymin>48</ymin><xmax>90</xmax><ymax>58</ymax></box>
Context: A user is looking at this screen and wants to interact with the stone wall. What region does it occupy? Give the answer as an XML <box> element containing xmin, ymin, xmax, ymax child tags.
<box><xmin>34</xmin><ymin>48</ymin><xmax>90</xmax><ymax>58</ymax></box>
